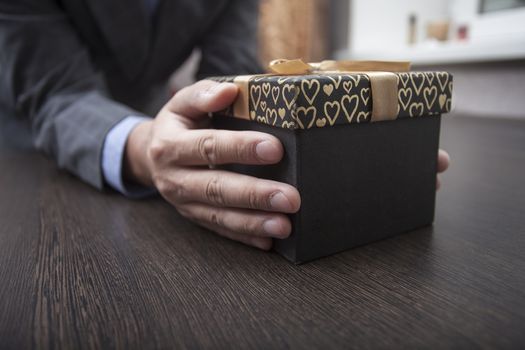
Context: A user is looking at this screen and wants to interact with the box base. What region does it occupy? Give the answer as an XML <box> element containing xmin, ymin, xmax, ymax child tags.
<box><xmin>213</xmin><ymin>115</ymin><xmax>441</xmax><ymax>263</ymax></box>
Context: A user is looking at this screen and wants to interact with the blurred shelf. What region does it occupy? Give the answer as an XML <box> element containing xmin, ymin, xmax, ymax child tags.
<box><xmin>335</xmin><ymin>34</ymin><xmax>525</xmax><ymax>65</ymax></box>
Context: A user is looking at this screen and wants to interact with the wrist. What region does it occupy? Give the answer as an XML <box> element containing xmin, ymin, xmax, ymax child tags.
<box><xmin>124</xmin><ymin>120</ymin><xmax>154</xmax><ymax>187</ymax></box>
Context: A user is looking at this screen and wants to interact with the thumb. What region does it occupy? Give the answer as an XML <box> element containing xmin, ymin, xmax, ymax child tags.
<box><xmin>167</xmin><ymin>80</ymin><xmax>238</xmax><ymax>120</ymax></box>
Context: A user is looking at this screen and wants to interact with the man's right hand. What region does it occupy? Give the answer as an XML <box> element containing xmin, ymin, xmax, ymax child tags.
<box><xmin>123</xmin><ymin>80</ymin><xmax>301</xmax><ymax>250</ymax></box>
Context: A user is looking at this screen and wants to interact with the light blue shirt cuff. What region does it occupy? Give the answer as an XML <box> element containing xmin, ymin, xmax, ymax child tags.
<box><xmin>102</xmin><ymin>116</ymin><xmax>156</xmax><ymax>198</ymax></box>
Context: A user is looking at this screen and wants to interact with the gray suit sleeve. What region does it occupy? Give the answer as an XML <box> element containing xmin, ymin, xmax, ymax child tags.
<box><xmin>0</xmin><ymin>1</ymin><xmax>142</xmax><ymax>189</ymax></box>
<box><xmin>196</xmin><ymin>0</ymin><xmax>264</xmax><ymax>78</ymax></box>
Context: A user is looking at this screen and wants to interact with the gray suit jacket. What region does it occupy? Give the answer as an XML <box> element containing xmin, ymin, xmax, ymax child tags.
<box><xmin>0</xmin><ymin>0</ymin><xmax>261</xmax><ymax>188</ymax></box>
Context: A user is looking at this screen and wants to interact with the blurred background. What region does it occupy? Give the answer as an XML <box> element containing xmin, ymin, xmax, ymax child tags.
<box><xmin>176</xmin><ymin>0</ymin><xmax>525</xmax><ymax>119</ymax></box>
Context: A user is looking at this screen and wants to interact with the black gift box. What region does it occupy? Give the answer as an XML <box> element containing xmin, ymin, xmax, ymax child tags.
<box><xmin>211</xmin><ymin>69</ymin><xmax>453</xmax><ymax>263</ymax></box>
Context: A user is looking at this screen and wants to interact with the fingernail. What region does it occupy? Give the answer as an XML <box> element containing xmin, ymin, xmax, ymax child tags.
<box><xmin>270</xmin><ymin>191</ymin><xmax>292</xmax><ymax>212</ymax></box>
<box><xmin>263</xmin><ymin>219</ymin><xmax>285</xmax><ymax>238</ymax></box>
<box><xmin>256</xmin><ymin>140</ymin><xmax>281</xmax><ymax>162</ymax></box>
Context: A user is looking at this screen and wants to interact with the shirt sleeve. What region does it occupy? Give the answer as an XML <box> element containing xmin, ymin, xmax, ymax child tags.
<box><xmin>102</xmin><ymin>116</ymin><xmax>156</xmax><ymax>198</ymax></box>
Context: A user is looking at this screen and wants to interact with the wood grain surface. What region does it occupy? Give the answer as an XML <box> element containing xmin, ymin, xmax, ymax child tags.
<box><xmin>1</xmin><ymin>115</ymin><xmax>524</xmax><ymax>349</ymax></box>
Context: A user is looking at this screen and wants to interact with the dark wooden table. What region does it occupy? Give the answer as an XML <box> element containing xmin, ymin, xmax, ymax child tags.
<box><xmin>1</xmin><ymin>115</ymin><xmax>524</xmax><ymax>349</ymax></box>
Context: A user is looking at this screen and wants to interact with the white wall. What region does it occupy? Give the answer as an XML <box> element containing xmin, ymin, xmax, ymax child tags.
<box><xmin>340</xmin><ymin>0</ymin><xmax>525</xmax><ymax>119</ymax></box>
<box><xmin>349</xmin><ymin>0</ymin><xmax>449</xmax><ymax>54</ymax></box>
<box><xmin>343</xmin><ymin>0</ymin><xmax>525</xmax><ymax>63</ymax></box>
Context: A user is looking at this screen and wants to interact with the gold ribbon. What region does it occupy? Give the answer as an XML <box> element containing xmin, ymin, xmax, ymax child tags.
<box><xmin>233</xmin><ymin>59</ymin><xmax>411</xmax><ymax>123</ymax></box>
<box><xmin>268</xmin><ymin>58</ymin><xmax>410</xmax><ymax>74</ymax></box>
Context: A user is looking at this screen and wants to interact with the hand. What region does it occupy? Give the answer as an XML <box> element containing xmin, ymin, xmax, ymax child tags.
<box><xmin>124</xmin><ymin>80</ymin><xmax>301</xmax><ymax>250</ymax></box>
<box><xmin>123</xmin><ymin>80</ymin><xmax>451</xmax><ymax>249</ymax></box>
<box><xmin>437</xmin><ymin>149</ymin><xmax>450</xmax><ymax>190</ymax></box>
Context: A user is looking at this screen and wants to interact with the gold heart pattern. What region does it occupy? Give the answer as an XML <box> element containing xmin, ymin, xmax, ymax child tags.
<box><xmin>341</xmin><ymin>95</ymin><xmax>359</xmax><ymax>123</ymax></box>
<box><xmin>282</xmin><ymin>84</ymin><xmax>299</xmax><ymax>110</ymax></box>
<box><xmin>296</xmin><ymin>106</ymin><xmax>317</xmax><ymax>129</ymax></box>
<box><xmin>360</xmin><ymin>88</ymin><xmax>370</xmax><ymax>105</ymax></box>
<box><xmin>262</xmin><ymin>82</ymin><xmax>270</xmax><ymax>98</ymax></box>
<box><xmin>323</xmin><ymin>84</ymin><xmax>334</xmax><ymax>96</ymax></box>
<box><xmin>423</xmin><ymin>86</ymin><xmax>437</xmax><ymax>109</ymax></box>
<box><xmin>301</xmin><ymin>79</ymin><xmax>320</xmax><ymax>105</ymax></box>
<box><xmin>250</xmin><ymin>85</ymin><xmax>261</xmax><ymax>110</ymax></box>
<box><xmin>210</xmin><ymin>71</ymin><xmax>452</xmax><ymax>129</ymax></box>
<box><xmin>398</xmin><ymin>88</ymin><xmax>412</xmax><ymax>110</ymax></box>
<box><xmin>324</xmin><ymin>101</ymin><xmax>341</xmax><ymax>126</ymax></box>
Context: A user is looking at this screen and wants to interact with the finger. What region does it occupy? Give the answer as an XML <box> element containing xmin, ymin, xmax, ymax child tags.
<box><xmin>168</xmin><ymin>80</ymin><xmax>238</xmax><ymax>120</ymax></box>
<box><xmin>206</xmin><ymin>224</ymin><xmax>273</xmax><ymax>251</ymax></box>
<box><xmin>161</xmin><ymin>129</ymin><xmax>283</xmax><ymax>166</ymax></box>
<box><xmin>161</xmin><ymin>168</ymin><xmax>301</xmax><ymax>213</ymax></box>
<box><xmin>437</xmin><ymin>149</ymin><xmax>450</xmax><ymax>173</ymax></box>
<box><xmin>178</xmin><ymin>203</ymin><xmax>292</xmax><ymax>239</ymax></box>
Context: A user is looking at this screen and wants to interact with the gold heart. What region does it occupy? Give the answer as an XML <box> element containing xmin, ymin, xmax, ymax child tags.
<box><xmin>327</xmin><ymin>75</ymin><xmax>342</xmax><ymax>89</ymax></box>
<box><xmin>342</xmin><ymin>80</ymin><xmax>353</xmax><ymax>93</ymax></box>
<box><xmin>250</xmin><ymin>111</ymin><xmax>256</xmax><ymax>120</ymax></box>
<box><xmin>323</xmin><ymin>84</ymin><xmax>334</xmax><ymax>96</ymax></box>
<box><xmin>291</xmin><ymin>109</ymin><xmax>298</xmax><ymax>122</ymax></box>
<box><xmin>424</xmin><ymin>86</ymin><xmax>438</xmax><ymax>109</ymax></box>
<box><xmin>349</xmin><ymin>74</ymin><xmax>361</xmax><ymax>87</ymax></box>
<box><xmin>437</xmin><ymin>72</ymin><xmax>449</xmax><ymax>92</ymax></box>
<box><xmin>356</xmin><ymin>111</ymin><xmax>370</xmax><ymax>123</ymax></box>
<box><xmin>323</xmin><ymin>101</ymin><xmax>341</xmax><ymax>126</ymax></box>
<box><xmin>282</xmin><ymin>121</ymin><xmax>296</xmax><ymax>129</ymax></box>
<box><xmin>398</xmin><ymin>88</ymin><xmax>413</xmax><ymax>110</ymax></box>
<box><xmin>448</xmin><ymin>81</ymin><xmax>453</xmax><ymax>94</ymax></box>
<box><xmin>250</xmin><ymin>85</ymin><xmax>261</xmax><ymax>110</ymax></box>
<box><xmin>446</xmin><ymin>98</ymin><xmax>452</xmax><ymax>111</ymax></box>
<box><xmin>399</xmin><ymin>73</ymin><xmax>410</xmax><ymax>88</ymax></box>
<box><xmin>271</xmin><ymin>86</ymin><xmax>279</xmax><ymax>104</ymax></box>
<box><xmin>410</xmin><ymin>72</ymin><xmax>425</xmax><ymax>95</ymax></box>
<box><xmin>439</xmin><ymin>94</ymin><xmax>447</xmax><ymax>109</ymax></box>
<box><xmin>282</xmin><ymin>84</ymin><xmax>299</xmax><ymax>109</ymax></box>
<box><xmin>260</xmin><ymin>101</ymin><xmax>267</xmax><ymax>112</ymax></box>
<box><xmin>256</xmin><ymin>115</ymin><xmax>267</xmax><ymax>123</ymax></box>
<box><xmin>409</xmin><ymin>102</ymin><xmax>424</xmax><ymax>117</ymax></box>
<box><xmin>296</xmin><ymin>106</ymin><xmax>317</xmax><ymax>129</ymax></box>
<box><xmin>262</xmin><ymin>83</ymin><xmax>270</xmax><ymax>97</ymax></box>
<box><xmin>360</xmin><ymin>88</ymin><xmax>370</xmax><ymax>105</ymax></box>
<box><xmin>301</xmin><ymin>79</ymin><xmax>320</xmax><ymax>105</ymax></box>
<box><xmin>425</xmin><ymin>72</ymin><xmax>435</xmax><ymax>86</ymax></box>
<box><xmin>315</xmin><ymin>118</ymin><xmax>327</xmax><ymax>127</ymax></box>
<box><xmin>265</xmin><ymin>108</ymin><xmax>277</xmax><ymax>126</ymax></box>
<box><xmin>278</xmin><ymin>108</ymin><xmax>286</xmax><ymax>119</ymax></box>
<box><xmin>341</xmin><ymin>95</ymin><xmax>359</xmax><ymax>123</ymax></box>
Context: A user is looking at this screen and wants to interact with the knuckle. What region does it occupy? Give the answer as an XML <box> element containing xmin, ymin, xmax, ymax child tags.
<box><xmin>247</xmin><ymin>188</ymin><xmax>263</xmax><ymax>210</ymax></box>
<box><xmin>197</xmin><ymin>134</ymin><xmax>217</xmax><ymax>164</ymax></box>
<box><xmin>152</xmin><ymin>173</ymin><xmax>169</xmax><ymax>193</ymax></box>
<box><xmin>149</xmin><ymin>138</ymin><xmax>183</xmax><ymax>164</ymax></box>
<box><xmin>148</xmin><ymin>139</ymin><xmax>168</xmax><ymax>163</ymax></box>
<box><xmin>170</xmin><ymin>177</ymin><xmax>187</xmax><ymax>200</ymax></box>
<box><xmin>240</xmin><ymin>217</ymin><xmax>259</xmax><ymax>236</ymax></box>
<box><xmin>153</xmin><ymin>174</ymin><xmax>186</xmax><ymax>200</ymax></box>
<box><xmin>208</xmin><ymin>209</ymin><xmax>223</xmax><ymax>227</ymax></box>
<box><xmin>236</xmin><ymin>140</ymin><xmax>256</xmax><ymax>162</ymax></box>
<box><xmin>204</xmin><ymin>176</ymin><xmax>225</xmax><ymax>206</ymax></box>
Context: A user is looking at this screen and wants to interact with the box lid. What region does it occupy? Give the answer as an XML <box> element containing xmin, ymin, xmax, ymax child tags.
<box><xmin>211</xmin><ymin>71</ymin><xmax>453</xmax><ymax>130</ymax></box>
